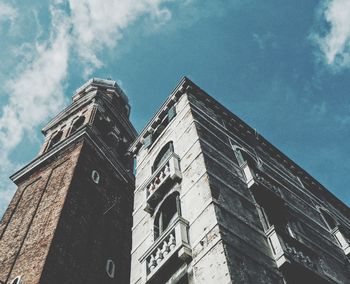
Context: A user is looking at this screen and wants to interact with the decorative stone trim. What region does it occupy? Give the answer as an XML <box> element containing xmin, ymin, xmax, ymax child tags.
<box><xmin>142</xmin><ymin>153</ymin><xmax>182</xmax><ymax>213</ymax></box>
<box><xmin>139</xmin><ymin>217</ymin><xmax>191</xmax><ymax>283</ymax></box>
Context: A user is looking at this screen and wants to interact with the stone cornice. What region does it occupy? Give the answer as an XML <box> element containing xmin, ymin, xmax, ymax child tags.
<box><xmin>42</xmin><ymin>92</ymin><xmax>96</xmax><ymax>134</ymax></box>
<box><xmin>10</xmin><ymin>126</ymin><xmax>134</xmax><ymax>187</ymax></box>
<box><xmin>129</xmin><ymin>76</ymin><xmax>190</xmax><ymax>154</ymax></box>
<box><xmin>130</xmin><ymin>75</ymin><xmax>350</xmax><ymax>219</ymax></box>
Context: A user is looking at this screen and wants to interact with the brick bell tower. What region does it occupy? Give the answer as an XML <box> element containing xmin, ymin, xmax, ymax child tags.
<box><xmin>0</xmin><ymin>78</ymin><xmax>137</xmax><ymax>284</ymax></box>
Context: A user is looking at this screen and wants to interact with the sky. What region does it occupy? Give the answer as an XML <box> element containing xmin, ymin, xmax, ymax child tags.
<box><xmin>0</xmin><ymin>0</ymin><xmax>350</xmax><ymax>217</ymax></box>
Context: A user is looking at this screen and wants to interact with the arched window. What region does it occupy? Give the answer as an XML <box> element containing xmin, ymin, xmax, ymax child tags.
<box><xmin>231</xmin><ymin>145</ymin><xmax>257</xmax><ymax>187</ymax></box>
<box><xmin>319</xmin><ymin>208</ymin><xmax>350</xmax><ymax>253</ymax></box>
<box><xmin>152</xmin><ymin>142</ymin><xmax>174</xmax><ymax>173</ymax></box>
<box><xmin>154</xmin><ymin>192</ymin><xmax>180</xmax><ymax>239</ymax></box>
<box><xmin>95</xmin><ymin>114</ymin><xmax>111</xmax><ymax>137</ymax></box>
<box><xmin>47</xmin><ymin>131</ymin><xmax>63</xmax><ymax>150</ymax></box>
<box><xmin>232</xmin><ymin>146</ymin><xmax>256</xmax><ymax>167</ymax></box>
<box><xmin>319</xmin><ymin>208</ymin><xmax>337</xmax><ymax>230</ymax></box>
<box><xmin>11</xmin><ymin>276</ymin><xmax>21</xmax><ymax>284</ymax></box>
<box><xmin>69</xmin><ymin>116</ymin><xmax>85</xmax><ymax>135</ymax></box>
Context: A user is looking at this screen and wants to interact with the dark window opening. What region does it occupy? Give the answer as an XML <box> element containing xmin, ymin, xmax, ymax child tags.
<box><xmin>234</xmin><ymin>148</ymin><xmax>255</xmax><ymax>167</ymax></box>
<box><xmin>233</xmin><ymin>147</ymin><xmax>257</xmax><ymax>185</ymax></box>
<box><xmin>47</xmin><ymin>131</ymin><xmax>63</xmax><ymax>150</ymax></box>
<box><xmin>255</xmin><ymin>192</ymin><xmax>288</xmax><ymax>232</ymax></box>
<box><xmin>95</xmin><ymin>115</ymin><xmax>111</xmax><ymax>137</ymax></box>
<box><xmin>152</xmin><ymin>142</ymin><xmax>174</xmax><ymax>173</ymax></box>
<box><xmin>11</xmin><ymin>276</ymin><xmax>21</xmax><ymax>284</ymax></box>
<box><xmin>69</xmin><ymin>116</ymin><xmax>85</xmax><ymax>135</ymax></box>
<box><xmin>154</xmin><ymin>192</ymin><xmax>180</xmax><ymax>240</ymax></box>
<box><xmin>320</xmin><ymin>209</ymin><xmax>337</xmax><ymax>230</ymax></box>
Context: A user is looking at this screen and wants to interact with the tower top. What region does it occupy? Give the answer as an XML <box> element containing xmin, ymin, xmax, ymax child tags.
<box><xmin>73</xmin><ymin>77</ymin><xmax>130</xmax><ymax>113</ymax></box>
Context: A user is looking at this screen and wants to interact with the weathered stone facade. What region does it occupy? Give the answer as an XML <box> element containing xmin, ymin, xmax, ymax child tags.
<box><xmin>130</xmin><ymin>77</ymin><xmax>350</xmax><ymax>284</ymax></box>
<box><xmin>1</xmin><ymin>77</ymin><xmax>350</xmax><ymax>284</ymax></box>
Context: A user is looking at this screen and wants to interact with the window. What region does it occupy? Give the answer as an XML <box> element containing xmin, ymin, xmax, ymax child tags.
<box><xmin>152</xmin><ymin>142</ymin><xmax>174</xmax><ymax>173</ymax></box>
<box><xmin>319</xmin><ymin>208</ymin><xmax>350</xmax><ymax>252</ymax></box>
<box><xmin>11</xmin><ymin>276</ymin><xmax>21</xmax><ymax>284</ymax></box>
<box><xmin>319</xmin><ymin>208</ymin><xmax>337</xmax><ymax>230</ymax></box>
<box><xmin>47</xmin><ymin>131</ymin><xmax>63</xmax><ymax>150</ymax></box>
<box><xmin>106</xmin><ymin>259</ymin><xmax>116</xmax><ymax>278</ymax></box>
<box><xmin>69</xmin><ymin>116</ymin><xmax>85</xmax><ymax>135</ymax></box>
<box><xmin>91</xmin><ymin>170</ymin><xmax>100</xmax><ymax>184</ymax></box>
<box><xmin>154</xmin><ymin>192</ymin><xmax>180</xmax><ymax>239</ymax></box>
<box><xmin>254</xmin><ymin>191</ymin><xmax>291</xmax><ymax>235</ymax></box>
<box><xmin>232</xmin><ymin>146</ymin><xmax>256</xmax><ymax>186</ymax></box>
<box><xmin>95</xmin><ymin>114</ymin><xmax>111</xmax><ymax>137</ymax></box>
<box><xmin>143</xmin><ymin>105</ymin><xmax>176</xmax><ymax>149</ymax></box>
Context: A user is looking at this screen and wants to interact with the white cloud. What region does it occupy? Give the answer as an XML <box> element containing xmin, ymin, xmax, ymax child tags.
<box><xmin>312</xmin><ymin>0</ymin><xmax>350</xmax><ymax>70</ymax></box>
<box><xmin>68</xmin><ymin>0</ymin><xmax>176</xmax><ymax>76</ymax></box>
<box><xmin>0</xmin><ymin>0</ymin><xmax>189</xmax><ymax>216</ymax></box>
<box><xmin>0</xmin><ymin>2</ymin><xmax>17</xmax><ymax>22</ymax></box>
<box><xmin>0</xmin><ymin>2</ymin><xmax>17</xmax><ymax>32</ymax></box>
<box><xmin>0</xmin><ymin>3</ymin><xmax>70</xmax><ymax>214</ymax></box>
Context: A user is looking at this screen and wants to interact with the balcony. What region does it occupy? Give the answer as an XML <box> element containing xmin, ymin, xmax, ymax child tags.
<box><xmin>143</xmin><ymin>153</ymin><xmax>182</xmax><ymax>213</ymax></box>
<box><xmin>140</xmin><ymin>217</ymin><xmax>192</xmax><ymax>284</ymax></box>
<box><xmin>332</xmin><ymin>227</ymin><xmax>350</xmax><ymax>256</ymax></box>
<box><xmin>266</xmin><ymin>226</ymin><xmax>336</xmax><ymax>283</ymax></box>
<box><xmin>266</xmin><ymin>226</ymin><xmax>316</xmax><ymax>269</ymax></box>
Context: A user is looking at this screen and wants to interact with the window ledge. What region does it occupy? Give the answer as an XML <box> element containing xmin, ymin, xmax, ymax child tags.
<box><xmin>143</xmin><ymin>153</ymin><xmax>182</xmax><ymax>214</ymax></box>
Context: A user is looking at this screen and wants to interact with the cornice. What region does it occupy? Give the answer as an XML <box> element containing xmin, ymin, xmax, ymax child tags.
<box><xmin>130</xmin><ymin>75</ymin><xmax>350</xmax><ymax>219</ymax></box>
<box><xmin>129</xmin><ymin>76</ymin><xmax>191</xmax><ymax>153</ymax></box>
<box><xmin>42</xmin><ymin>92</ymin><xmax>96</xmax><ymax>134</ymax></box>
<box><xmin>10</xmin><ymin>126</ymin><xmax>134</xmax><ymax>187</ymax></box>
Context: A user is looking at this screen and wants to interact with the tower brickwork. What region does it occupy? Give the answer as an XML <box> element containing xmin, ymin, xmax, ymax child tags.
<box><xmin>129</xmin><ymin>77</ymin><xmax>350</xmax><ymax>284</ymax></box>
<box><xmin>0</xmin><ymin>78</ymin><xmax>136</xmax><ymax>284</ymax></box>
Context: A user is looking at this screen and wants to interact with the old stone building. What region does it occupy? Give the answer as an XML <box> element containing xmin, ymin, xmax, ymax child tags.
<box><xmin>1</xmin><ymin>77</ymin><xmax>350</xmax><ymax>284</ymax></box>
<box><xmin>129</xmin><ymin>77</ymin><xmax>350</xmax><ymax>284</ymax></box>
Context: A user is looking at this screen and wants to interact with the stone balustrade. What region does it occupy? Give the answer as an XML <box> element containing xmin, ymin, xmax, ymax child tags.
<box><xmin>143</xmin><ymin>154</ymin><xmax>182</xmax><ymax>213</ymax></box>
<box><xmin>140</xmin><ymin>217</ymin><xmax>191</xmax><ymax>283</ymax></box>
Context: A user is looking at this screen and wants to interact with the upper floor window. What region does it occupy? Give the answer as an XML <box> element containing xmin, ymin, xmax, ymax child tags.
<box><xmin>152</xmin><ymin>142</ymin><xmax>174</xmax><ymax>173</ymax></box>
<box><xmin>69</xmin><ymin>116</ymin><xmax>85</xmax><ymax>135</ymax></box>
<box><xmin>47</xmin><ymin>131</ymin><xmax>63</xmax><ymax>150</ymax></box>
<box><xmin>255</xmin><ymin>192</ymin><xmax>288</xmax><ymax>232</ymax></box>
<box><xmin>232</xmin><ymin>145</ymin><xmax>256</xmax><ymax>187</ymax></box>
<box><xmin>154</xmin><ymin>192</ymin><xmax>180</xmax><ymax>240</ymax></box>
<box><xmin>143</xmin><ymin>105</ymin><xmax>176</xmax><ymax>149</ymax></box>
<box><xmin>11</xmin><ymin>276</ymin><xmax>21</xmax><ymax>284</ymax></box>
<box><xmin>95</xmin><ymin>114</ymin><xmax>112</xmax><ymax>137</ymax></box>
<box><xmin>319</xmin><ymin>208</ymin><xmax>337</xmax><ymax>230</ymax></box>
<box><xmin>319</xmin><ymin>208</ymin><xmax>350</xmax><ymax>254</ymax></box>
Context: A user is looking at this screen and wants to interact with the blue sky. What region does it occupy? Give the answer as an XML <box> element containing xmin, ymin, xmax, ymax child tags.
<box><xmin>0</xmin><ymin>0</ymin><xmax>350</xmax><ymax>217</ymax></box>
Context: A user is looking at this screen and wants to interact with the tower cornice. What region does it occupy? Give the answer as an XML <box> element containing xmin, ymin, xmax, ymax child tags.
<box><xmin>10</xmin><ymin>126</ymin><xmax>134</xmax><ymax>188</ymax></box>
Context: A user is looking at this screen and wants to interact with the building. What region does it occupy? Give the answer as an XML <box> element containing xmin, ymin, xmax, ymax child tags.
<box><xmin>1</xmin><ymin>77</ymin><xmax>350</xmax><ymax>284</ymax></box>
<box><xmin>129</xmin><ymin>77</ymin><xmax>350</xmax><ymax>284</ymax></box>
<box><xmin>0</xmin><ymin>79</ymin><xmax>136</xmax><ymax>283</ymax></box>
